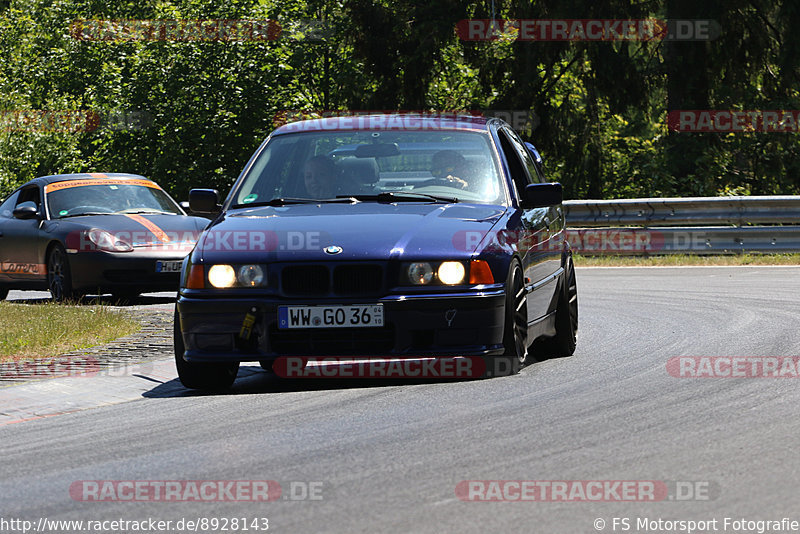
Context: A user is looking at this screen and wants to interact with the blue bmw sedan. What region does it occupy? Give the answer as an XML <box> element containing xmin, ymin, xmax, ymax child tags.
<box><xmin>175</xmin><ymin>114</ymin><xmax>577</xmax><ymax>390</ymax></box>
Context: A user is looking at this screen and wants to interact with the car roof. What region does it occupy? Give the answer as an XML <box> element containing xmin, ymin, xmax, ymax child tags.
<box><xmin>272</xmin><ymin>113</ymin><xmax>494</xmax><ymax>136</ymax></box>
<box><xmin>26</xmin><ymin>173</ymin><xmax>150</xmax><ymax>187</ymax></box>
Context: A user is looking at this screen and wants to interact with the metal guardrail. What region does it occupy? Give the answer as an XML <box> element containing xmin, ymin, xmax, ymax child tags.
<box><xmin>564</xmin><ymin>196</ymin><xmax>800</xmax><ymax>226</ymax></box>
<box><xmin>563</xmin><ymin>196</ymin><xmax>800</xmax><ymax>254</ymax></box>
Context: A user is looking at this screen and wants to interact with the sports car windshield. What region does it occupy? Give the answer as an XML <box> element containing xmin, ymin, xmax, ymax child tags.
<box><xmin>45</xmin><ymin>180</ymin><xmax>183</xmax><ymax>218</ymax></box>
<box><xmin>232</xmin><ymin>130</ymin><xmax>505</xmax><ymax>206</ymax></box>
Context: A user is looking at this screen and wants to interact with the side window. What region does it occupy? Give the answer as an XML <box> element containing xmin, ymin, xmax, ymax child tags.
<box><xmin>236</xmin><ymin>138</ymin><xmax>300</xmax><ymax>203</ymax></box>
<box><xmin>505</xmin><ymin>128</ymin><xmax>544</xmax><ymax>184</ymax></box>
<box><xmin>497</xmin><ymin>129</ymin><xmax>533</xmax><ymax>200</ymax></box>
<box><xmin>16</xmin><ymin>186</ymin><xmax>41</xmax><ymax>209</ymax></box>
<box><xmin>0</xmin><ymin>191</ymin><xmax>20</xmax><ymax>218</ymax></box>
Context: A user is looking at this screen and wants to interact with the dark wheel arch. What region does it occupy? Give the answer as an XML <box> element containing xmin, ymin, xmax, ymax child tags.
<box><xmin>535</xmin><ymin>251</ymin><xmax>578</xmax><ymax>358</ymax></box>
<box><xmin>485</xmin><ymin>258</ymin><xmax>529</xmax><ymax>377</ymax></box>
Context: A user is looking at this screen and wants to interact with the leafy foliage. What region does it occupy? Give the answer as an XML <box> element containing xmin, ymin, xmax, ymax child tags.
<box><xmin>1</xmin><ymin>0</ymin><xmax>798</xmax><ymax>200</ymax></box>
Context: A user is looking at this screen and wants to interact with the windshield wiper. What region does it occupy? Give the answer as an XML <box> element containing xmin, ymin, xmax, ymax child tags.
<box><xmin>57</xmin><ymin>212</ymin><xmax>116</xmax><ymax>219</ymax></box>
<box><xmin>344</xmin><ymin>192</ymin><xmax>459</xmax><ymax>203</ymax></box>
<box><xmin>116</xmin><ymin>209</ymin><xmax>173</xmax><ymax>215</ymax></box>
<box><xmin>231</xmin><ymin>197</ymin><xmax>358</xmax><ymax>208</ymax></box>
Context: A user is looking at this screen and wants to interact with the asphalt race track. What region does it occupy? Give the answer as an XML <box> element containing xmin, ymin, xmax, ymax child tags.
<box><xmin>1</xmin><ymin>266</ymin><xmax>799</xmax><ymax>533</ymax></box>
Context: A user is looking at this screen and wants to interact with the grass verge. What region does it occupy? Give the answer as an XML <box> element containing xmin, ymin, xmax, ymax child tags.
<box><xmin>573</xmin><ymin>253</ymin><xmax>800</xmax><ymax>267</ymax></box>
<box><xmin>0</xmin><ymin>302</ymin><xmax>139</xmax><ymax>363</ymax></box>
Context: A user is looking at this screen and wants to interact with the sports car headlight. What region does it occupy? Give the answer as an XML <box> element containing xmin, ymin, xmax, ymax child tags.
<box><xmin>87</xmin><ymin>229</ymin><xmax>133</xmax><ymax>252</ymax></box>
<box><xmin>206</xmin><ymin>264</ymin><xmax>268</xmax><ymax>288</ymax></box>
<box><xmin>438</xmin><ymin>261</ymin><xmax>466</xmax><ymax>285</ymax></box>
<box><xmin>408</xmin><ymin>262</ymin><xmax>434</xmax><ymax>285</ymax></box>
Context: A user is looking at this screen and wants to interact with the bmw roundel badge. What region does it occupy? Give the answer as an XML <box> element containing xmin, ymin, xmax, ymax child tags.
<box><xmin>324</xmin><ymin>245</ymin><xmax>343</xmax><ymax>255</ymax></box>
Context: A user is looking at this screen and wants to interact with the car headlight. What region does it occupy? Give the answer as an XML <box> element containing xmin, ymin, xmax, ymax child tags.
<box><xmin>402</xmin><ymin>260</ymin><xmax>492</xmax><ymax>286</ymax></box>
<box><xmin>203</xmin><ymin>264</ymin><xmax>268</xmax><ymax>289</ymax></box>
<box><xmin>438</xmin><ymin>261</ymin><xmax>466</xmax><ymax>285</ymax></box>
<box><xmin>87</xmin><ymin>229</ymin><xmax>133</xmax><ymax>252</ymax></box>
<box><xmin>408</xmin><ymin>262</ymin><xmax>434</xmax><ymax>285</ymax></box>
<box><xmin>405</xmin><ymin>261</ymin><xmax>471</xmax><ymax>286</ymax></box>
<box><xmin>238</xmin><ymin>264</ymin><xmax>265</xmax><ymax>287</ymax></box>
<box><xmin>208</xmin><ymin>265</ymin><xmax>236</xmax><ymax>288</ymax></box>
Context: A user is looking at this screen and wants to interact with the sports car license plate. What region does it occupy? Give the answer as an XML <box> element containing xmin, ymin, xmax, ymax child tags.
<box><xmin>156</xmin><ymin>260</ymin><xmax>182</xmax><ymax>273</ymax></box>
<box><xmin>278</xmin><ymin>304</ymin><xmax>384</xmax><ymax>329</ymax></box>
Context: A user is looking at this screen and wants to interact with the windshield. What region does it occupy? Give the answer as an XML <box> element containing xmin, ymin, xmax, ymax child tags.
<box><xmin>231</xmin><ymin>130</ymin><xmax>505</xmax><ymax>206</ymax></box>
<box><xmin>45</xmin><ymin>179</ymin><xmax>183</xmax><ymax>218</ymax></box>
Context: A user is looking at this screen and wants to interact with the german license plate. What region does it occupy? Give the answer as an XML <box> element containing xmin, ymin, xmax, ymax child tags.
<box><xmin>156</xmin><ymin>260</ymin><xmax>182</xmax><ymax>273</ymax></box>
<box><xmin>278</xmin><ymin>304</ymin><xmax>384</xmax><ymax>329</ymax></box>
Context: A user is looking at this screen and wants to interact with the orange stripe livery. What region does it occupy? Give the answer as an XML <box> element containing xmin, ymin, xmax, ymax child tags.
<box><xmin>123</xmin><ymin>214</ymin><xmax>171</xmax><ymax>243</ymax></box>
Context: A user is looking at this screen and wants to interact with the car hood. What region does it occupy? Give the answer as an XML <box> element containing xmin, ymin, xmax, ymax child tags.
<box><xmin>195</xmin><ymin>202</ymin><xmax>507</xmax><ymax>263</ymax></box>
<box><xmin>51</xmin><ymin>213</ymin><xmax>208</xmax><ymax>248</ymax></box>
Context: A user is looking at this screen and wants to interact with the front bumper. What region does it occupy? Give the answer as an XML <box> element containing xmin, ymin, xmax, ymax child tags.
<box><xmin>68</xmin><ymin>248</ymin><xmax>191</xmax><ymax>293</ymax></box>
<box><xmin>177</xmin><ymin>288</ymin><xmax>506</xmax><ymax>363</ymax></box>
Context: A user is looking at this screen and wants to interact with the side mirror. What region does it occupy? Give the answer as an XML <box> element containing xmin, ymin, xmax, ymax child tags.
<box><xmin>188</xmin><ymin>189</ymin><xmax>220</xmax><ymax>214</ymax></box>
<box><xmin>521</xmin><ymin>182</ymin><xmax>562</xmax><ymax>209</ymax></box>
<box><xmin>12</xmin><ymin>205</ymin><xmax>39</xmax><ymax>220</ymax></box>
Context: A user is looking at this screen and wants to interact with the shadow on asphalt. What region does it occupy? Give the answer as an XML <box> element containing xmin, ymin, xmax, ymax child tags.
<box><xmin>141</xmin><ymin>364</ymin><xmax>492</xmax><ymax>398</ymax></box>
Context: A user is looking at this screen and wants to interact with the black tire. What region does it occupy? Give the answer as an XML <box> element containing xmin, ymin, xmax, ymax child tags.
<box><xmin>486</xmin><ymin>261</ymin><xmax>529</xmax><ymax>377</ymax></box>
<box><xmin>0</xmin><ymin>286</ymin><xmax>8</xmax><ymax>301</ymax></box>
<box><xmin>47</xmin><ymin>244</ymin><xmax>75</xmax><ymax>302</ymax></box>
<box><xmin>259</xmin><ymin>360</ymin><xmax>275</xmax><ymax>373</ymax></box>
<box><xmin>537</xmin><ymin>254</ymin><xmax>578</xmax><ymax>357</ymax></box>
<box><xmin>174</xmin><ymin>308</ymin><xmax>239</xmax><ymax>391</ymax></box>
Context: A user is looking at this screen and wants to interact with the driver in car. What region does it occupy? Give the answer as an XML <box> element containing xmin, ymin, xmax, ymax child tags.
<box><xmin>303</xmin><ymin>155</ymin><xmax>337</xmax><ymax>199</ymax></box>
<box><xmin>428</xmin><ymin>150</ymin><xmax>471</xmax><ymax>190</ymax></box>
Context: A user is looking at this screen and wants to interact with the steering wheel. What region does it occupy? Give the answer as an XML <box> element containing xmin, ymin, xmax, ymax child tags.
<box><xmin>417</xmin><ymin>176</ymin><xmax>469</xmax><ymax>190</ymax></box>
